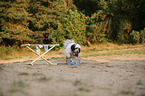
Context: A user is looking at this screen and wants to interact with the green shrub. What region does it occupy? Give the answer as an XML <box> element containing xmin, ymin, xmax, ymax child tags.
<box><xmin>0</xmin><ymin>0</ymin><xmax>145</xmax><ymax>46</ymax></box>
<box><xmin>140</xmin><ymin>28</ymin><xmax>145</xmax><ymax>43</ymax></box>
<box><xmin>130</xmin><ymin>30</ymin><xmax>140</xmax><ymax>44</ymax></box>
<box><xmin>117</xmin><ymin>20</ymin><xmax>132</xmax><ymax>43</ymax></box>
<box><xmin>54</xmin><ymin>9</ymin><xmax>87</xmax><ymax>45</ymax></box>
<box><xmin>130</xmin><ymin>28</ymin><xmax>145</xmax><ymax>44</ymax></box>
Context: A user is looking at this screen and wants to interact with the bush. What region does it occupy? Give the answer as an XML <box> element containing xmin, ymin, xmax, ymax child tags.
<box><xmin>140</xmin><ymin>28</ymin><xmax>145</xmax><ymax>43</ymax></box>
<box><xmin>130</xmin><ymin>28</ymin><xmax>145</xmax><ymax>44</ymax></box>
<box><xmin>0</xmin><ymin>0</ymin><xmax>61</xmax><ymax>45</ymax></box>
<box><xmin>130</xmin><ymin>30</ymin><xmax>140</xmax><ymax>44</ymax></box>
<box><xmin>54</xmin><ymin>9</ymin><xmax>87</xmax><ymax>45</ymax></box>
<box><xmin>0</xmin><ymin>0</ymin><xmax>145</xmax><ymax>46</ymax></box>
<box><xmin>117</xmin><ymin>20</ymin><xmax>132</xmax><ymax>43</ymax></box>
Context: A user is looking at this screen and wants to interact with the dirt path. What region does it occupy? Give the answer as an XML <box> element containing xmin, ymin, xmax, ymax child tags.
<box><xmin>0</xmin><ymin>53</ymin><xmax>145</xmax><ymax>96</ymax></box>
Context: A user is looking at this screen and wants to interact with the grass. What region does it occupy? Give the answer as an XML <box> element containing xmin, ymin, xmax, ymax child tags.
<box><xmin>32</xmin><ymin>73</ymin><xmax>43</xmax><ymax>76</ymax></box>
<box><xmin>0</xmin><ymin>43</ymin><xmax>145</xmax><ymax>60</ymax></box>
<box><xmin>136</xmin><ymin>80</ymin><xmax>143</xmax><ymax>85</ymax></box>
<box><xmin>78</xmin><ymin>87</ymin><xmax>91</xmax><ymax>92</ymax></box>
<box><xmin>19</xmin><ymin>72</ymin><xmax>29</xmax><ymax>76</ymax></box>
<box><xmin>74</xmin><ymin>80</ymin><xmax>81</xmax><ymax>86</ymax></box>
<box><xmin>51</xmin><ymin>57</ymin><xmax>64</xmax><ymax>60</ymax></box>
<box><xmin>0</xmin><ymin>64</ymin><xmax>5</xmax><ymax>71</ymax></box>
<box><xmin>120</xmin><ymin>90</ymin><xmax>135</xmax><ymax>95</ymax></box>
<box><xmin>0</xmin><ymin>46</ymin><xmax>31</xmax><ymax>60</ymax></box>
<box><xmin>81</xmin><ymin>49</ymin><xmax>145</xmax><ymax>57</ymax></box>
<box><xmin>9</xmin><ymin>80</ymin><xmax>26</xmax><ymax>93</ymax></box>
<box><xmin>39</xmin><ymin>76</ymin><xmax>52</xmax><ymax>81</ymax></box>
<box><xmin>23</xmin><ymin>60</ymin><xmax>33</xmax><ymax>62</ymax></box>
<box><xmin>0</xmin><ymin>92</ymin><xmax>3</xmax><ymax>96</ymax></box>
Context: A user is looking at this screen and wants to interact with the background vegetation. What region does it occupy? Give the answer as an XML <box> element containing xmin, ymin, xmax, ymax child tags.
<box><xmin>0</xmin><ymin>0</ymin><xmax>145</xmax><ymax>47</ymax></box>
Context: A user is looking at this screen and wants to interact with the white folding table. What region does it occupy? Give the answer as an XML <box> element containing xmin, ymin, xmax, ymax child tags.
<box><xmin>21</xmin><ymin>44</ymin><xmax>59</xmax><ymax>65</ymax></box>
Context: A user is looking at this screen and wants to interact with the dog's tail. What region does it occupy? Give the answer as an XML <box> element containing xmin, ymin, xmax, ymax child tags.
<box><xmin>63</xmin><ymin>39</ymin><xmax>75</xmax><ymax>48</ymax></box>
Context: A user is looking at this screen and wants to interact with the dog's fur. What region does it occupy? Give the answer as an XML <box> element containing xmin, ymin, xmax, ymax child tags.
<box><xmin>64</xmin><ymin>39</ymin><xmax>81</xmax><ymax>62</ymax></box>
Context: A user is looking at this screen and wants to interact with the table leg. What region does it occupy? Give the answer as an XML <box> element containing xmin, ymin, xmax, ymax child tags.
<box><xmin>26</xmin><ymin>46</ymin><xmax>57</xmax><ymax>65</ymax></box>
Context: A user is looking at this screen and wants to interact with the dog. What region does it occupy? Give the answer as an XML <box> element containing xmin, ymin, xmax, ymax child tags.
<box><xmin>63</xmin><ymin>39</ymin><xmax>81</xmax><ymax>62</ymax></box>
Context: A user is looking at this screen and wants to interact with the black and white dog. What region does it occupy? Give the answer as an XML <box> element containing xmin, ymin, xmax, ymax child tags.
<box><xmin>64</xmin><ymin>39</ymin><xmax>81</xmax><ymax>62</ymax></box>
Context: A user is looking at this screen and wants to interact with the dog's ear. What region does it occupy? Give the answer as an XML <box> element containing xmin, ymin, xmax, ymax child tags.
<box><xmin>79</xmin><ymin>48</ymin><xmax>81</xmax><ymax>53</ymax></box>
<box><xmin>71</xmin><ymin>44</ymin><xmax>76</xmax><ymax>51</ymax></box>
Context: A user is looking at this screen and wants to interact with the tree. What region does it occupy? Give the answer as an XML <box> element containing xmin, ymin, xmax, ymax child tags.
<box><xmin>0</xmin><ymin>0</ymin><xmax>145</xmax><ymax>46</ymax></box>
<box><xmin>0</xmin><ymin>0</ymin><xmax>62</xmax><ymax>46</ymax></box>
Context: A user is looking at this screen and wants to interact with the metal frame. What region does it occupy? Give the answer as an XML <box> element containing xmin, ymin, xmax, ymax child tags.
<box><xmin>21</xmin><ymin>44</ymin><xmax>59</xmax><ymax>65</ymax></box>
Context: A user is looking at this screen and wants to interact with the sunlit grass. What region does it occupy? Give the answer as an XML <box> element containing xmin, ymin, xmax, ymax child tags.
<box><xmin>80</xmin><ymin>43</ymin><xmax>145</xmax><ymax>57</ymax></box>
<box><xmin>80</xmin><ymin>49</ymin><xmax>145</xmax><ymax>57</ymax></box>
<box><xmin>81</xmin><ymin>43</ymin><xmax>145</xmax><ymax>52</ymax></box>
<box><xmin>0</xmin><ymin>43</ymin><xmax>145</xmax><ymax>60</ymax></box>
<box><xmin>9</xmin><ymin>80</ymin><xmax>26</xmax><ymax>93</ymax></box>
<box><xmin>0</xmin><ymin>46</ymin><xmax>33</xmax><ymax>60</ymax></box>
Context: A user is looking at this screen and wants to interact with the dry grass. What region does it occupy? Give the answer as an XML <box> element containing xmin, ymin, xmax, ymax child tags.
<box><xmin>0</xmin><ymin>46</ymin><xmax>33</xmax><ymax>60</ymax></box>
<box><xmin>81</xmin><ymin>43</ymin><xmax>145</xmax><ymax>52</ymax></box>
<box><xmin>80</xmin><ymin>43</ymin><xmax>145</xmax><ymax>57</ymax></box>
<box><xmin>0</xmin><ymin>43</ymin><xmax>145</xmax><ymax>61</ymax></box>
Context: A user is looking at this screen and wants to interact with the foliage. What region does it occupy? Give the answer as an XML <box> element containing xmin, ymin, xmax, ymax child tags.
<box><xmin>130</xmin><ymin>30</ymin><xmax>140</xmax><ymax>44</ymax></box>
<box><xmin>56</xmin><ymin>9</ymin><xmax>87</xmax><ymax>45</ymax></box>
<box><xmin>0</xmin><ymin>0</ymin><xmax>61</xmax><ymax>45</ymax></box>
<box><xmin>130</xmin><ymin>28</ymin><xmax>145</xmax><ymax>44</ymax></box>
<box><xmin>140</xmin><ymin>28</ymin><xmax>145</xmax><ymax>43</ymax></box>
<box><xmin>117</xmin><ymin>20</ymin><xmax>132</xmax><ymax>43</ymax></box>
<box><xmin>0</xmin><ymin>0</ymin><xmax>145</xmax><ymax>47</ymax></box>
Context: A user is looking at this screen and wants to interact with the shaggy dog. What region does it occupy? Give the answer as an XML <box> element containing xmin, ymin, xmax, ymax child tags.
<box><xmin>64</xmin><ymin>39</ymin><xmax>81</xmax><ymax>62</ymax></box>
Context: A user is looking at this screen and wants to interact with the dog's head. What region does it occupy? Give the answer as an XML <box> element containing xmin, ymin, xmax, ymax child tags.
<box><xmin>71</xmin><ymin>44</ymin><xmax>81</xmax><ymax>57</ymax></box>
